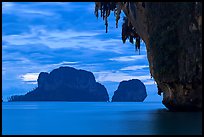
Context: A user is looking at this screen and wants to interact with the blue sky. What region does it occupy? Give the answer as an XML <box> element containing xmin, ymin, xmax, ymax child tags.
<box><xmin>2</xmin><ymin>2</ymin><xmax>162</xmax><ymax>102</ymax></box>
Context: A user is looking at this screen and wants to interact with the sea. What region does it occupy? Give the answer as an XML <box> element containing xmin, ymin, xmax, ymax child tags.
<box><xmin>2</xmin><ymin>102</ymin><xmax>202</xmax><ymax>135</ymax></box>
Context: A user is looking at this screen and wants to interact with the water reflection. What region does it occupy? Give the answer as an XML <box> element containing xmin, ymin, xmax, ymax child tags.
<box><xmin>122</xmin><ymin>108</ymin><xmax>202</xmax><ymax>135</ymax></box>
<box><xmin>2</xmin><ymin>102</ymin><xmax>202</xmax><ymax>135</ymax></box>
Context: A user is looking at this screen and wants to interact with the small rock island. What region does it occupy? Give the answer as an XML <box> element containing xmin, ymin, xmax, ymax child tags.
<box><xmin>9</xmin><ymin>66</ymin><xmax>109</xmax><ymax>102</ymax></box>
<box><xmin>112</xmin><ymin>79</ymin><xmax>147</xmax><ymax>102</ymax></box>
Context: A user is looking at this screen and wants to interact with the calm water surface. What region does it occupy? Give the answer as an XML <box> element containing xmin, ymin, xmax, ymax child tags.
<box><xmin>2</xmin><ymin>102</ymin><xmax>202</xmax><ymax>135</ymax></box>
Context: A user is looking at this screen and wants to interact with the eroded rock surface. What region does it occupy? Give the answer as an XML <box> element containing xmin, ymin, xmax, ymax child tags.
<box><xmin>95</xmin><ymin>2</ymin><xmax>202</xmax><ymax>111</ymax></box>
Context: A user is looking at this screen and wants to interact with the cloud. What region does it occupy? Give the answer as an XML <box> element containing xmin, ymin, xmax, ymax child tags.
<box><xmin>2</xmin><ymin>2</ymin><xmax>55</xmax><ymax>16</ymax></box>
<box><xmin>19</xmin><ymin>73</ymin><xmax>39</xmax><ymax>84</ymax></box>
<box><xmin>87</xmin><ymin>3</ymin><xmax>95</xmax><ymax>13</ymax></box>
<box><xmin>26</xmin><ymin>82</ymin><xmax>38</xmax><ymax>85</ymax></box>
<box><xmin>94</xmin><ymin>71</ymin><xmax>152</xmax><ymax>83</ymax></box>
<box><xmin>2</xmin><ymin>2</ymin><xmax>14</xmax><ymax>13</ymax></box>
<box><xmin>3</xmin><ymin>27</ymin><xmax>125</xmax><ymax>53</ymax></box>
<box><xmin>3</xmin><ymin>57</ymin><xmax>31</xmax><ymax>64</ymax></box>
<box><xmin>58</xmin><ymin>61</ymin><xmax>78</xmax><ymax>65</ymax></box>
<box><xmin>2</xmin><ymin>2</ymin><xmax>96</xmax><ymax>18</ymax></box>
<box><xmin>120</xmin><ymin>65</ymin><xmax>149</xmax><ymax>71</ymax></box>
<box><xmin>43</xmin><ymin>61</ymin><xmax>78</xmax><ymax>71</ymax></box>
<box><xmin>144</xmin><ymin>80</ymin><xmax>156</xmax><ymax>85</ymax></box>
<box><xmin>20</xmin><ymin>9</ymin><xmax>54</xmax><ymax>16</ymax></box>
<box><xmin>94</xmin><ymin>70</ymin><xmax>156</xmax><ymax>86</ymax></box>
<box><xmin>109</xmin><ymin>55</ymin><xmax>147</xmax><ymax>62</ymax></box>
<box><xmin>2</xmin><ymin>67</ymin><xmax>6</xmax><ymax>75</ymax></box>
<box><xmin>16</xmin><ymin>61</ymin><xmax>78</xmax><ymax>83</ymax></box>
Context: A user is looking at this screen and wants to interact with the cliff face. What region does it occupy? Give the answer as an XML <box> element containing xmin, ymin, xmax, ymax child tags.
<box><xmin>112</xmin><ymin>79</ymin><xmax>147</xmax><ymax>102</ymax></box>
<box><xmin>9</xmin><ymin>67</ymin><xmax>109</xmax><ymax>102</ymax></box>
<box><xmin>96</xmin><ymin>2</ymin><xmax>202</xmax><ymax>111</ymax></box>
<box><xmin>126</xmin><ymin>2</ymin><xmax>202</xmax><ymax>111</ymax></box>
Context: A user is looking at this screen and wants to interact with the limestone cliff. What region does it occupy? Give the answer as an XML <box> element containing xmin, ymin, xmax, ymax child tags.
<box><xmin>8</xmin><ymin>66</ymin><xmax>109</xmax><ymax>102</ymax></box>
<box><xmin>95</xmin><ymin>2</ymin><xmax>202</xmax><ymax>111</ymax></box>
<box><xmin>112</xmin><ymin>79</ymin><xmax>147</xmax><ymax>102</ymax></box>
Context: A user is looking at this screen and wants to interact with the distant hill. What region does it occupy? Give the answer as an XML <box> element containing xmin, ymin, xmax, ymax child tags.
<box><xmin>112</xmin><ymin>79</ymin><xmax>147</xmax><ymax>102</ymax></box>
<box><xmin>9</xmin><ymin>66</ymin><xmax>109</xmax><ymax>102</ymax></box>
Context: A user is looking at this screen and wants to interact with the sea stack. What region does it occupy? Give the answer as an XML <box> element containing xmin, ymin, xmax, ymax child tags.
<box><xmin>112</xmin><ymin>79</ymin><xmax>147</xmax><ymax>102</ymax></box>
<box><xmin>9</xmin><ymin>66</ymin><xmax>109</xmax><ymax>102</ymax></box>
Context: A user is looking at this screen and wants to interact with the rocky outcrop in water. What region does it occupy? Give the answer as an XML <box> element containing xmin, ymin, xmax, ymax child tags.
<box><xmin>95</xmin><ymin>2</ymin><xmax>202</xmax><ymax>111</ymax></box>
<box><xmin>112</xmin><ymin>79</ymin><xmax>147</xmax><ymax>102</ymax></box>
<box><xmin>9</xmin><ymin>66</ymin><xmax>109</xmax><ymax>102</ymax></box>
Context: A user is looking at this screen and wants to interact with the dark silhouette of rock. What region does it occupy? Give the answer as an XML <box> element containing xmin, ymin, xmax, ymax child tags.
<box><xmin>95</xmin><ymin>2</ymin><xmax>202</xmax><ymax>111</ymax></box>
<box><xmin>112</xmin><ymin>79</ymin><xmax>147</xmax><ymax>102</ymax></box>
<box><xmin>8</xmin><ymin>66</ymin><xmax>109</xmax><ymax>102</ymax></box>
